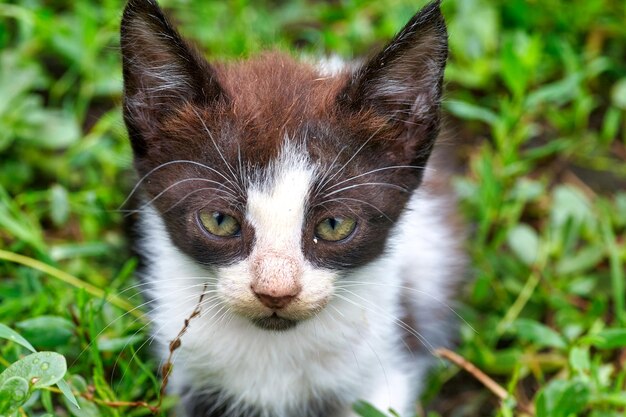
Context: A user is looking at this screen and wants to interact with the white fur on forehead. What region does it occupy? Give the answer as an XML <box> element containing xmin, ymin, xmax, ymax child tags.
<box><xmin>246</xmin><ymin>141</ymin><xmax>316</xmax><ymax>251</ymax></box>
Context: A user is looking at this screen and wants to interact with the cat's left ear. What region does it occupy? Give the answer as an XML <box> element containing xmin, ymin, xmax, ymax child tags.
<box><xmin>339</xmin><ymin>1</ymin><xmax>448</xmax><ymax>164</ymax></box>
<box><xmin>120</xmin><ymin>0</ymin><xmax>225</xmax><ymax>157</ymax></box>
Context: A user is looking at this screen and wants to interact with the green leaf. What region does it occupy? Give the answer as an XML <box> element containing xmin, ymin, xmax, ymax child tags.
<box><xmin>511</xmin><ymin>319</ymin><xmax>566</xmax><ymax>349</ymax></box>
<box><xmin>67</xmin><ymin>375</ymin><xmax>88</xmax><ymax>394</ymax></box>
<box><xmin>566</xmin><ymin>276</ymin><xmax>597</xmax><ymax>297</ymax></box>
<box><xmin>550</xmin><ymin>186</ymin><xmax>594</xmax><ymax>228</ymax></box>
<box><xmin>16</xmin><ymin>316</ymin><xmax>74</xmax><ymax>349</ymax></box>
<box><xmin>556</xmin><ymin>245</ymin><xmax>605</xmax><ymax>275</ymax></box>
<box><xmin>569</xmin><ymin>346</ymin><xmax>590</xmax><ymax>374</ymax></box>
<box><xmin>500</xmin><ymin>32</ymin><xmax>541</xmax><ymax>97</ymax></box>
<box><xmin>0</xmin><ymin>352</ymin><xmax>67</xmax><ymax>389</ymax></box>
<box><xmin>20</xmin><ymin>109</ymin><xmax>81</xmax><ymax>150</ymax></box>
<box><xmin>536</xmin><ymin>379</ymin><xmax>590</xmax><ymax>417</ymax></box>
<box><xmin>57</xmin><ymin>379</ymin><xmax>80</xmax><ymax>409</ymax></box>
<box><xmin>484</xmin><ymin>347</ymin><xmax>523</xmax><ymax>374</ymax></box>
<box><xmin>64</xmin><ymin>396</ymin><xmax>100</xmax><ymax>417</ymax></box>
<box><xmin>50</xmin><ymin>242</ymin><xmax>113</xmax><ymax>261</ymax></box>
<box><xmin>583</xmin><ymin>329</ymin><xmax>626</xmax><ymax>349</ymax></box>
<box><xmin>0</xmin><ymin>376</ymin><xmax>30</xmax><ymax>414</ymax></box>
<box><xmin>591</xmin><ymin>392</ymin><xmax>626</xmax><ymax>408</ymax></box>
<box><xmin>507</xmin><ymin>224</ymin><xmax>540</xmax><ymax>266</ymax></box>
<box><xmin>511</xmin><ymin>179</ymin><xmax>545</xmax><ymax>202</ymax></box>
<box><xmin>96</xmin><ymin>334</ymin><xmax>144</xmax><ymax>353</ymax></box>
<box><xmin>0</xmin><ymin>323</ymin><xmax>36</xmax><ymax>353</ymax></box>
<box><xmin>611</xmin><ymin>78</ymin><xmax>626</xmax><ymax>110</ymax></box>
<box><xmin>444</xmin><ymin>99</ymin><xmax>498</xmax><ymax>126</ymax></box>
<box><xmin>353</xmin><ymin>400</ymin><xmax>390</xmax><ymax>417</ymax></box>
<box><xmin>526</xmin><ymin>73</ymin><xmax>580</xmax><ymax>108</ymax></box>
<box><xmin>49</xmin><ymin>184</ymin><xmax>70</xmax><ymax>226</ymax></box>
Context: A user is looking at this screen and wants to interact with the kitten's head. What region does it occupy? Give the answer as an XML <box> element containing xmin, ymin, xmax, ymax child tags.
<box><xmin>121</xmin><ymin>0</ymin><xmax>447</xmax><ymax>331</ymax></box>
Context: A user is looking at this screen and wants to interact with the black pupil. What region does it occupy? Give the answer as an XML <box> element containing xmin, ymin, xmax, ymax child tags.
<box><xmin>328</xmin><ymin>218</ymin><xmax>338</xmax><ymax>229</ymax></box>
<box><xmin>214</xmin><ymin>212</ymin><xmax>225</xmax><ymax>225</ymax></box>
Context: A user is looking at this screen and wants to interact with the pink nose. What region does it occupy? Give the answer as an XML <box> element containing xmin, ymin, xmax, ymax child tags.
<box><xmin>250</xmin><ymin>253</ymin><xmax>302</xmax><ymax>310</ymax></box>
<box><xmin>253</xmin><ymin>291</ymin><xmax>297</xmax><ymax>309</ymax></box>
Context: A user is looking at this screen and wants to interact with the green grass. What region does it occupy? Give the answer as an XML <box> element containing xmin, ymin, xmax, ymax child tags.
<box><xmin>1</xmin><ymin>0</ymin><xmax>625</xmax><ymax>416</ymax></box>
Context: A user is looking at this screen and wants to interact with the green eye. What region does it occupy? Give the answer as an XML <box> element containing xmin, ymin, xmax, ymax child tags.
<box><xmin>199</xmin><ymin>211</ymin><xmax>241</xmax><ymax>237</ymax></box>
<box><xmin>315</xmin><ymin>217</ymin><xmax>356</xmax><ymax>242</ymax></box>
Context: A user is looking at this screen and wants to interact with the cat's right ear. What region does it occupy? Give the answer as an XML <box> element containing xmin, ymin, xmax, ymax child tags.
<box><xmin>121</xmin><ymin>0</ymin><xmax>224</xmax><ymax>155</ymax></box>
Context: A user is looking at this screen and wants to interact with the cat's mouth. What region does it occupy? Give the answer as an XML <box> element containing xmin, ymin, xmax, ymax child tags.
<box><xmin>251</xmin><ymin>313</ymin><xmax>298</xmax><ymax>331</ymax></box>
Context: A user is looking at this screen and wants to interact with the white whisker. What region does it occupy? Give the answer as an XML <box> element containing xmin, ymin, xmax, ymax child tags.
<box><xmin>190</xmin><ymin>106</ymin><xmax>245</xmax><ymax>195</ymax></box>
<box><xmin>124</xmin><ymin>177</ymin><xmax>237</xmax><ymax>217</ymax></box>
<box><xmin>119</xmin><ymin>159</ymin><xmax>239</xmax><ymax>210</ymax></box>
<box><xmin>324</xmin><ymin>182</ymin><xmax>408</xmax><ymax>198</ymax></box>
<box><xmin>338</xmin><ymin>280</ymin><xmax>476</xmax><ymax>333</ymax></box>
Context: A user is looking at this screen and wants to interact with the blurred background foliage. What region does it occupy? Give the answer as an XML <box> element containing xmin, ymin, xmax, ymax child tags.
<box><xmin>0</xmin><ymin>0</ymin><xmax>625</xmax><ymax>416</ymax></box>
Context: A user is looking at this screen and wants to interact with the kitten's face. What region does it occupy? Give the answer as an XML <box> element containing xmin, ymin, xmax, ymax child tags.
<box><xmin>121</xmin><ymin>0</ymin><xmax>447</xmax><ymax>330</ymax></box>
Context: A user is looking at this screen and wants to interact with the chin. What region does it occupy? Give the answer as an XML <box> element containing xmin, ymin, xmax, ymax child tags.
<box><xmin>252</xmin><ymin>313</ymin><xmax>299</xmax><ymax>331</ymax></box>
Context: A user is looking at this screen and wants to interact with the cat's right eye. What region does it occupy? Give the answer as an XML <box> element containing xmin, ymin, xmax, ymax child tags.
<box><xmin>198</xmin><ymin>211</ymin><xmax>241</xmax><ymax>237</ymax></box>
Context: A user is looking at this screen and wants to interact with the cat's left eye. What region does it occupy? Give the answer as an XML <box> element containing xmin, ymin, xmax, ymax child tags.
<box><xmin>315</xmin><ymin>217</ymin><xmax>357</xmax><ymax>242</ymax></box>
<box><xmin>198</xmin><ymin>211</ymin><xmax>241</xmax><ymax>237</ymax></box>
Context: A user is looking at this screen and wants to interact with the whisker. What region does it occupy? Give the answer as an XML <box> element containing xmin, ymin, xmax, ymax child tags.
<box><xmin>163</xmin><ymin>189</ymin><xmax>241</xmax><ymax>214</ymax></box>
<box><xmin>338</xmin><ymin>280</ymin><xmax>476</xmax><ymax>333</ymax></box>
<box><xmin>323</xmin><ymin>182</ymin><xmax>408</xmax><ymax>198</ymax></box>
<box><xmin>313</xmin><ymin>197</ymin><xmax>392</xmax><ymax>222</ymax></box>
<box><xmin>119</xmin><ymin>159</ymin><xmax>239</xmax><ymax>210</ymax></box>
<box><xmin>333</xmin><ymin>291</ymin><xmax>436</xmax><ymax>354</ymax></box>
<box><xmin>120</xmin><ymin>291</ymin><xmax>222</xmax><ymax>385</ymax></box>
<box><xmin>113</xmin><ymin>294</ymin><xmax>222</xmax><ymax>386</ymax></box>
<box><xmin>75</xmin><ymin>280</ymin><xmax>217</xmax><ymax>380</ymax></box>
<box><xmin>124</xmin><ymin>177</ymin><xmax>237</xmax><ymax>217</ymax></box>
<box><xmin>190</xmin><ymin>107</ymin><xmax>244</xmax><ymax>195</ymax></box>
<box><xmin>311</xmin><ymin>200</ymin><xmax>367</xmax><ymax>223</ymax></box>
<box><xmin>325</xmin><ymin>165</ymin><xmax>426</xmax><ymax>191</ymax></box>
<box><xmin>311</xmin><ymin>144</ymin><xmax>349</xmax><ymax>196</ymax></box>
<box><xmin>316</xmin><ymin>122</ymin><xmax>389</xmax><ymax>192</ymax></box>
<box><xmin>117</xmin><ymin>277</ymin><xmax>219</xmax><ymax>297</ymax></box>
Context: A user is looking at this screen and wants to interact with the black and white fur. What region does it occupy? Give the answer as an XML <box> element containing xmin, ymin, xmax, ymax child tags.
<box><xmin>120</xmin><ymin>1</ymin><xmax>466</xmax><ymax>416</ymax></box>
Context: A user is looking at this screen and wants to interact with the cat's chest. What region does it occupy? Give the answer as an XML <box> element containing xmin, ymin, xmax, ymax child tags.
<box><xmin>183</xmin><ymin>386</ymin><xmax>350</xmax><ymax>417</ymax></box>
<box><xmin>168</xmin><ymin>291</ymin><xmax>400</xmax><ymax>410</ymax></box>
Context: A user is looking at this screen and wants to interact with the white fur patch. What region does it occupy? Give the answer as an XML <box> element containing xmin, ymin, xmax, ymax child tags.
<box><xmin>316</xmin><ymin>56</ymin><xmax>347</xmax><ymax>77</ymax></box>
<box><xmin>247</xmin><ymin>148</ymin><xmax>312</xmax><ymax>251</ymax></box>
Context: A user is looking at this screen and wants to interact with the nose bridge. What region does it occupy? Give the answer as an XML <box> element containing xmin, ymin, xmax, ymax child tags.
<box><xmin>245</xmin><ymin>149</ymin><xmax>314</xmax><ymax>252</ymax></box>
<box><xmin>251</xmin><ymin>251</ymin><xmax>303</xmax><ymax>296</ymax></box>
<box><xmin>244</xmin><ymin>148</ymin><xmax>314</xmax><ymax>307</ymax></box>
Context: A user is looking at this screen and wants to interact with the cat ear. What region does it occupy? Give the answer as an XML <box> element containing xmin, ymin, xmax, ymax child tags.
<box><xmin>121</xmin><ymin>0</ymin><xmax>224</xmax><ymax>154</ymax></box>
<box><xmin>339</xmin><ymin>1</ymin><xmax>448</xmax><ymax>163</ymax></box>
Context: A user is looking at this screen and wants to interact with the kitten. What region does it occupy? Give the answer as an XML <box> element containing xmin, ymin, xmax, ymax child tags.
<box><xmin>120</xmin><ymin>0</ymin><xmax>465</xmax><ymax>416</ymax></box>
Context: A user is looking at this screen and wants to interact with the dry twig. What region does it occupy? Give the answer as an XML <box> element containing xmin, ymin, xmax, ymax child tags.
<box><xmin>156</xmin><ymin>282</ymin><xmax>209</xmax><ymax>410</ymax></box>
<box><xmin>435</xmin><ymin>347</ymin><xmax>535</xmax><ymax>415</ymax></box>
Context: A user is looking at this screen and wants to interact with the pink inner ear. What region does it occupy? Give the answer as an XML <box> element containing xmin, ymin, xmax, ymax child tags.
<box><xmin>337</xmin><ymin>0</ymin><xmax>447</xmax><ymax>131</ymax></box>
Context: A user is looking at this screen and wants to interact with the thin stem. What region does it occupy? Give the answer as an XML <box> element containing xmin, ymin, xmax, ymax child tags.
<box><xmin>0</xmin><ymin>250</ymin><xmax>141</xmax><ymax>319</ymax></box>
